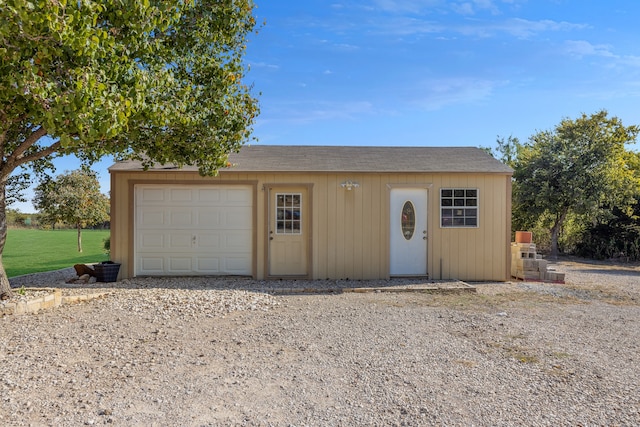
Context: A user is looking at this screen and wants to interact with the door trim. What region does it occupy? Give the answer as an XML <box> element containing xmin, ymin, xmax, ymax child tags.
<box><xmin>264</xmin><ymin>183</ymin><xmax>313</xmax><ymax>279</ymax></box>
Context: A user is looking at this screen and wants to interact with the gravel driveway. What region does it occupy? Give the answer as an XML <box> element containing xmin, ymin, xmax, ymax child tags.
<box><xmin>1</xmin><ymin>258</ymin><xmax>639</xmax><ymax>426</ymax></box>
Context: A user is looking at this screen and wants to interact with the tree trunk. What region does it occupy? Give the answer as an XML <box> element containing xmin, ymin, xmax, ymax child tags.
<box><xmin>0</xmin><ymin>180</ymin><xmax>12</xmax><ymax>299</ymax></box>
<box><xmin>549</xmin><ymin>210</ymin><xmax>568</xmax><ymax>259</ymax></box>
<box><xmin>77</xmin><ymin>223</ymin><xmax>83</xmax><ymax>252</ymax></box>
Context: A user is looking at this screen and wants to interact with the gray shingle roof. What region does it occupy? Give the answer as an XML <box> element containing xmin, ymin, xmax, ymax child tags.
<box><xmin>109</xmin><ymin>145</ymin><xmax>513</xmax><ymax>174</ymax></box>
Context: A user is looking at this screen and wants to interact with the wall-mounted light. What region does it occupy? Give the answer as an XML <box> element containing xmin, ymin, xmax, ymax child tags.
<box><xmin>340</xmin><ymin>180</ymin><xmax>360</xmax><ymax>191</ymax></box>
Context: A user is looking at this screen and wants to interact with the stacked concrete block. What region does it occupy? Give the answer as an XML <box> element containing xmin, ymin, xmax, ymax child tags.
<box><xmin>544</xmin><ymin>271</ymin><xmax>565</xmax><ymax>282</ymax></box>
<box><xmin>511</xmin><ymin>243</ymin><xmax>565</xmax><ymax>282</ymax></box>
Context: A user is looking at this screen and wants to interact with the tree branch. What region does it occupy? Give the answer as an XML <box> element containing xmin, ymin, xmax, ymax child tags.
<box><xmin>12</xmin><ymin>140</ymin><xmax>61</xmax><ymax>170</ymax></box>
<box><xmin>9</xmin><ymin>126</ymin><xmax>48</xmax><ymax>163</ymax></box>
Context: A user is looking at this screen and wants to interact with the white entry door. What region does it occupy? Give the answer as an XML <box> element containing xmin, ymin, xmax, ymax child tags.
<box><xmin>389</xmin><ymin>188</ymin><xmax>428</xmax><ymax>276</ymax></box>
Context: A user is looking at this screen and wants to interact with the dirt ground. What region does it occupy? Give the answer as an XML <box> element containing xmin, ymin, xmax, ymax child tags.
<box><xmin>1</xmin><ymin>257</ymin><xmax>639</xmax><ymax>426</ymax></box>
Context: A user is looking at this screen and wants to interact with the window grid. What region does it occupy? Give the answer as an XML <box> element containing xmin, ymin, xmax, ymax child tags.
<box><xmin>275</xmin><ymin>193</ymin><xmax>302</xmax><ymax>234</ymax></box>
<box><xmin>440</xmin><ymin>188</ymin><xmax>478</xmax><ymax>228</ymax></box>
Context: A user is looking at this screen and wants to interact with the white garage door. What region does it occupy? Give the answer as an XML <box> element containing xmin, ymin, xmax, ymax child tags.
<box><xmin>135</xmin><ymin>184</ymin><xmax>253</xmax><ymax>276</ymax></box>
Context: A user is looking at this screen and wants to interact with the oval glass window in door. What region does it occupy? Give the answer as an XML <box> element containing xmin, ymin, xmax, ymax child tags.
<box><xmin>401</xmin><ymin>201</ymin><xmax>415</xmax><ymax>240</ymax></box>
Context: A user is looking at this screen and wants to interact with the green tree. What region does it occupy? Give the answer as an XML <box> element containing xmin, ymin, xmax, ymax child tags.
<box><xmin>34</xmin><ymin>169</ymin><xmax>110</xmax><ymax>252</ymax></box>
<box><xmin>575</xmin><ymin>150</ymin><xmax>640</xmax><ymax>260</ymax></box>
<box><xmin>0</xmin><ymin>0</ymin><xmax>259</xmax><ymax>298</ymax></box>
<box><xmin>6</xmin><ymin>173</ymin><xmax>30</xmax><ymax>208</ymax></box>
<box><xmin>493</xmin><ymin>135</ymin><xmax>522</xmax><ymax>169</ymax></box>
<box><xmin>512</xmin><ymin>110</ymin><xmax>639</xmax><ymax>257</ymax></box>
<box><xmin>5</xmin><ymin>208</ymin><xmax>26</xmax><ymax>227</ymax></box>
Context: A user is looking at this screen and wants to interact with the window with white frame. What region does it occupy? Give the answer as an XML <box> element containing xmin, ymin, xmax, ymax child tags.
<box><xmin>275</xmin><ymin>193</ymin><xmax>302</xmax><ymax>234</ymax></box>
<box><xmin>440</xmin><ymin>188</ymin><xmax>478</xmax><ymax>227</ymax></box>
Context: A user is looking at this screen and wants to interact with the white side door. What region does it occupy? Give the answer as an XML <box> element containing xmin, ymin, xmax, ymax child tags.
<box><xmin>389</xmin><ymin>188</ymin><xmax>428</xmax><ymax>276</ymax></box>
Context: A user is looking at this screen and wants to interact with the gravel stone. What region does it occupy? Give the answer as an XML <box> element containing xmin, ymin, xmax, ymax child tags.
<box><xmin>1</xmin><ymin>258</ymin><xmax>638</xmax><ymax>426</ymax></box>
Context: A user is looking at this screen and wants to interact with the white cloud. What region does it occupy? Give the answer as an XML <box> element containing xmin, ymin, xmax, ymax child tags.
<box><xmin>370</xmin><ymin>0</ymin><xmax>441</xmax><ymax>14</ymax></box>
<box><xmin>278</xmin><ymin>100</ymin><xmax>378</xmax><ymax>124</ymax></box>
<box><xmin>372</xmin><ymin>17</ymin><xmax>444</xmax><ymax>36</ymax></box>
<box><xmin>249</xmin><ymin>61</ymin><xmax>280</xmax><ymax>70</ymax></box>
<box><xmin>369</xmin><ymin>0</ymin><xmax>520</xmax><ymax>15</ymax></box>
<box><xmin>368</xmin><ymin>16</ymin><xmax>586</xmax><ymax>39</ymax></box>
<box><xmin>478</xmin><ymin>18</ymin><xmax>588</xmax><ymax>39</ymax></box>
<box><xmin>619</xmin><ymin>55</ymin><xmax>640</xmax><ymax>67</ymax></box>
<box><xmin>452</xmin><ymin>0</ymin><xmax>501</xmax><ymax>16</ymax></box>
<box><xmin>562</xmin><ymin>40</ymin><xmax>640</xmax><ymax>70</ymax></box>
<box><xmin>564</xmin><ymin>40</ymin><xmax>615</xmax><ymax>58</ymax></box>
<box><xmin>413</xmin><ymin>77</ymin><xmax>502</xmax><ymax>110</ymax></box>
<box><xmin>452</xmin><ymin>3</ymin><xmax>476</xmax><ymax>15</ymax></box>
<box><xmin>332</xmin><ymin>43</ymin><xmax>360</xmax><ymax>51</ymax></box>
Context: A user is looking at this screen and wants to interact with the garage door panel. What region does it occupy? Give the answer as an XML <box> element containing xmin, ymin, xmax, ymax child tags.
<box><xmin>196</xmin><ymin>258</ymin><xmax>221</xmax><ymax>273</ymax></box>
<box><xmin>169</xmin><ymin>233</ymin><xmax>192</xmax><ymax>249</ymax></box>
<box><xmin>170</xmin><ymin>188</ymin><xmax>194</xmax><ymax>202</ymax></box>
<box><xmin>139</xmin><ymin>233</ymin><xmax>165</xmax><ymax>250</ymax></box>
<box><xmin>139</xmin><ymin>231</ymin><xmax>252</xmax><ymax>252</ymax></box>
<box><xmin>225</xmin><ymin>232</ymin><xmax>252</xmax><ymax>250</ymax></box>
<box><xmin>139</xmin><ymin>188</ymin><xmax>166</xmax><ymax>203</ymax></box>
<box><xmin>168</xmin><ymin>257</ymin><xmax>193</xmax><ymax>273</ymax></box>
<box><xmin>226</xmin><ymin>188</ymin><xmax>252</xmax><ymax>203</ymax></box>
<box><xmin>135</xmin><ymin>184</ymin><xmax>252</xmax><ymax>276</ymax></box>
<box><xmin>196</xmin><ymin>234</ymin><xmax>221</xmax><ymax>249</ymax></box>
<box><xmin>169</xmin><ymin>210</ymin><xmax>195</xmax><ymax>227</ymax></box>
<box><xmin>225</xmin><ymin>257</ymin><xmax>252</xmax><ymax>274</ymax></box>
<box><xmin>196</xmin><ymin>232</ymin><xmax>251</xmax><ymax>252</ymax></box>
<box><xmin>199</xmin><ymin>208</ymin><xmax>249</xmax><ymax>228</ymax></box>
<box><xmin>225</xmin><ymin>209</ymin><xmax>251</xmax><ymax>228</ymax></box>
<box><xmin>197</xmin><ymin>189</ymin><xmax>222</xmax><ymax>203</ymax></box>
<box><xmin>198</xmin><ymin>210</ymin><xmax>222</xmax><ymax>227</ymax></box>
<box><xmin>139</xmin><ymin>210</ymin><xmax>166</xmax><ymax>227</ymax></box>
<box><xmin>140</xmin><ymin>257</ymin><xmax>164</xmax><ymax>274</ymax></box>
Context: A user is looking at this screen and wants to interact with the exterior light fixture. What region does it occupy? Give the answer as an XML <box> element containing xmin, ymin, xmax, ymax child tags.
<box><xmin>340</xmin><ymin>180</ymin><xmax>360</xmax><ymax>190</ymax></box>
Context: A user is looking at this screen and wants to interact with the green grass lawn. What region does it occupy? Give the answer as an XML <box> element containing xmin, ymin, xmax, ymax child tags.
<box><xmin>4</xmin><ymin>228</ymin><xmax>110</xmax><ymax>277</ymax></box>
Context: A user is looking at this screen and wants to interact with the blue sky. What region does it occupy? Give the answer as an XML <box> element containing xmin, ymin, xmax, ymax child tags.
<box><xmin>14</xmin><ymin>0</ymin><xmax>640</xmax><ymax>212</ymax></box>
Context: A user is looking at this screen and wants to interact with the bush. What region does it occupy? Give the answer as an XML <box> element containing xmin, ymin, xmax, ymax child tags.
<box><xmin>103</xmin><ymin>236</ymin><xmax>110</xmax><ymax>256</ymax></box>
<box><xmin>574</xmin><ymin>205</ymin><xmax>640</xmax><ymax>261</ymax></box>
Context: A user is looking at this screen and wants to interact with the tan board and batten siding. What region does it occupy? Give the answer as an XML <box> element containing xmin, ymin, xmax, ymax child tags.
<box><xmin>109</xmin><ymin>146</ymin><xmax>513</xmax><ymax>282</ymax></box>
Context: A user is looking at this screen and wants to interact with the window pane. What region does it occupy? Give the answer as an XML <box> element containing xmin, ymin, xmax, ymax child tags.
<box><xmin>440</xmin><ymin>188</ymin><xmax>478</xmax><ymax>228</ymax></box>
<box><xmin>275</xmin><ymin>193</ymin><xmax>302</xmax><ymax>234</ymax></box>
<box><xmin>401</xmin><ymin>201</ymin><xmax>415</xmax><ymax>240</ymax></box>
